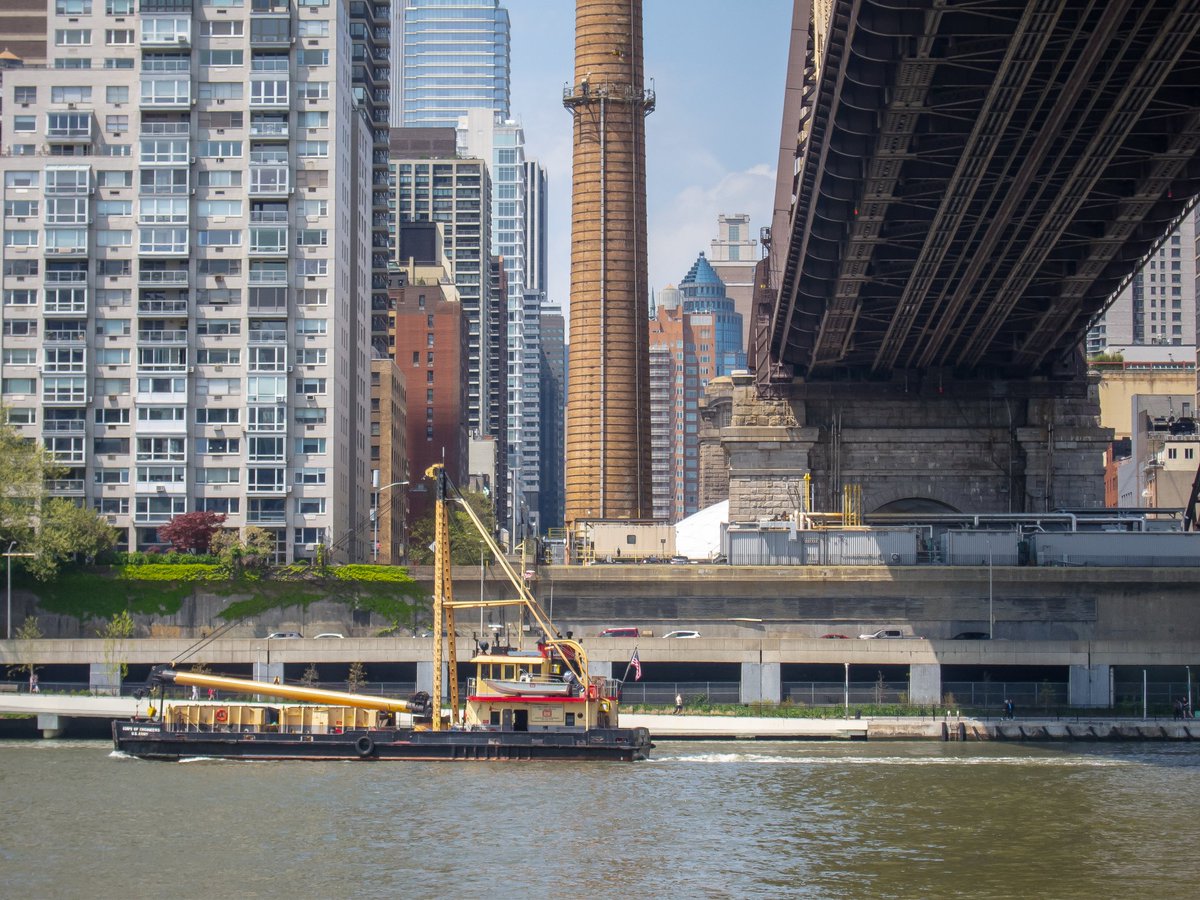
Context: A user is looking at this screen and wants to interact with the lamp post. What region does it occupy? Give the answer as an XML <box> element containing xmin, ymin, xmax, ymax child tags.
<box><xmin>988</xmin><ymin>549</ymin><xmax>994</xmax><ymax>640</ymax></box>
<box><xmin>844</xmin><ymin>662</ymin><xmax>850</xmax><ymax>718</ymax></box>
<box><xmin>371</xmin><ymin>477</ymin><xmax>409</xmax><ymax>563</ymax></box>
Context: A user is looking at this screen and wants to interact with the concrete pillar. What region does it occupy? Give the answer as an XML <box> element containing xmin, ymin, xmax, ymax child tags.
<box><xmin>89</xmin><ymin>662</ymin><xmax>120</xmax><ymax>696</ymax></box>
<box><xmin>909</xmin><ymin>663</ymin><xmax>942</xmax><ymax>706</ymax></box>
<box><xmin>1069</xmin><ymin>664</ymin><xmax>1111</xmax><ymax>708</ymax></box>
<box><xmin>588</xmin><ymin>660</ymin><xmax>613</xmax><ymax>680</ymax></box>
<box><xmin>740</xmin><ymin>662</ymin><xmax>781</xmax><ymax>704</ymax></box>
<box><xmin>252</xmin><ymin>662</ymin><xmax>283</xmax><ymax>685</ymax></box>
<box><xmin>416</xmin><ymin>661</ymin><xmax>433</xmax><ymax>697</ymax></box>
<box><xmin>37</xmin><ymin>714</ymin><xmax>64</xmax><ymax>739</ymax></box>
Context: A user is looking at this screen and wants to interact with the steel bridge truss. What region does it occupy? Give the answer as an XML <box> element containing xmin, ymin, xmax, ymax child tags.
<box><xmin>773</xmin><ymin>0</ymin><xmax>1200</xmax><ymax>383</ymax></box>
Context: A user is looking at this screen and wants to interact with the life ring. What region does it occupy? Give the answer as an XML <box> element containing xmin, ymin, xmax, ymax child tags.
<box><xmin>355</xmin><ymin>735</ymin><xmax>375</xmax><ymax>758</ymax></box>
<box><xmin>214</xmin><ymin>708</ymin><xmax>228</xmax><ymax>723</ymax></box>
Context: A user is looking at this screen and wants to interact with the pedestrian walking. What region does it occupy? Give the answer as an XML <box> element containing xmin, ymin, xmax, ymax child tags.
<box><xmin>674</xmin><ymin>693</ymin><xmax>683</xmax><ymax>715</ymax></box>
<box><xmin>191</xmin><ymin>685</ymin><xmax>199</xmax><ymax>701</ymax></box>
<box><xmin>29</xmin><ymin>672</ymin><xmax>38</xmax><ymax>693</ymax></box>
<box><xmin>1004</xmin><ymin>698</ymin><xmax>1014</xmax><ymax>720</ymax></box>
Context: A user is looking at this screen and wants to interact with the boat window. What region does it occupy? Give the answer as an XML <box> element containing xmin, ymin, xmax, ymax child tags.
<box><xmin>503</xmin><ymin>665</ymin><xmax>515</xmax><ymax>680</ymax></box>
<box><xmin>490</xmin><ymin>710</ymin><xmax>500</xmax><ymax>726</ymax></box>
<box><xmin>565</xmin><ymin>713</ymin><xmax>575</xmax><ymax>726</ymax></box>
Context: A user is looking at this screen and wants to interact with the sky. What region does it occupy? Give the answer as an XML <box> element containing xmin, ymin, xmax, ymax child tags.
<box><xmin>507</xmin><ymin>0</ymin><xmax>795</xmax><ymax>321</ymax></box>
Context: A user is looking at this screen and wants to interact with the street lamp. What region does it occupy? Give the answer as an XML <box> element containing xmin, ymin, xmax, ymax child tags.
<box><xmin>372</xmin><ymin>476</ymin><xmax>409</xmax><ymax>562</ymax></box>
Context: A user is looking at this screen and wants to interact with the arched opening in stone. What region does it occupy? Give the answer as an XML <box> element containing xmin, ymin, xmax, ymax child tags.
<box><xmin>872</xmin><ymin>497</ymin><xmax>961</xmax><ymax>515</ymax></box>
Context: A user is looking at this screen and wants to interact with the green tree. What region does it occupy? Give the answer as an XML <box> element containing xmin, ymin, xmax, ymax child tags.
<box><xmin>99</xmin><ymin>609</ymin><xmax>136</xmax><ymax>685</ymax></box>
<box><xmin>301</xmin><ymin>663</ymin><xmax>320</xmax><ymax>687</ymax></box>
<box><xmin>408</xmin><ymin>490</ymin><xmax>497</xmax><ymax>565</ymax></box>
<box><xmin>347</xmin><ymin>661</ymin><xmax>366</xmax><ymax>693</ymax></box>
<box><xmin>0</xmin><ymin>413</ymin><xmax>117</xmax><ymax>580</ymax></box>
<box><xmin>26</xmin><ymin>498</ymin><xmax>117</xmax><ymax>581</ymax></box>
<box><xmin>6</xmin><ymin>616</ymin><xmax>42</xmax><ymax>687</ymax></box>
<box><xmin>210</xmin><ymin>526</ymin><xmax>277</xmax><ymax>577</ymax></box>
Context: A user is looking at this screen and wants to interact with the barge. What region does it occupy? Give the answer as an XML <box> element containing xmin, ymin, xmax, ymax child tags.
<box><xmin>113</xmin><ymin>464</ymin><xmax>653</xmax><ymax>762</ymax></box>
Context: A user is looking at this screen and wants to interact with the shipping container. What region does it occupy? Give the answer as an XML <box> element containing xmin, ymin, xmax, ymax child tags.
<box><xmin>942</xmin><ymin>530</ymin><xmax>1022</xmax><ymax>566</ymax></box>
<box><xmin>1029</xmin><ymin>532</ymin><xmax>1200</xmax><ymax>567</ymax></box>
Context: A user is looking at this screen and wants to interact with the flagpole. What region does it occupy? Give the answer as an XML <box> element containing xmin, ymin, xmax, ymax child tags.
<box><xmin>619</xmin><ymin>645</ymin><xmax>638</xmax><ymax>684</ymax></box>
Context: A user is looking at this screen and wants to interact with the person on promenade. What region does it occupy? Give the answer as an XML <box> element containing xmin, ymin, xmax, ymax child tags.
<box><xmin>1004</xmin><ymin>698</ymin><xmax>1014</xmax><ymax>720</ymax></box>
<box><xmin>674</xmin><ymin>693</ymin><xmax>683</xmax><ymax>715</ymax></box>
<box><xmin>29</xmin><ymin>672</ymin><xmax>38</xmax><ymax>693</ymax></box>
<box><xmin>1175</xmin><ymin>698</ymin><xmax>1185</xmax><ymax>720</ymax></box>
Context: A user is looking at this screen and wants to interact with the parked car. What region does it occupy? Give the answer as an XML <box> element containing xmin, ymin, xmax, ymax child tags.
<box><xmin>314</xmin><ymin>633</ymin><xmax>344</xmax><ymax>639</ymax></box>
<box><xmin>820</xmin><ymin>633</ymin><xmax>850</xmax><ymax>639</ymax></box>
<box><xmin>858</xmin><ymin>629</ymin><xmax>906</xmax><ymax>639</ymax></box>
<box><xmin>669</xmin><ymin>555</ymin><xmax>691</xmax><ymax>565</ymax></box>
<box><xmin>662</xmin><ymin>630</ymin><xmax>700</xmax><ymax>639</ymax></box>
<box><xmin>599</xmin><ymin>627</ymin><xmax>640</xmax><ymax>638</ymax></box>
<box><xmin>952</xmin><ymin>631</ymin><xmax>990</xmax><ymax>640</ymax></box>
<box><xmin>266</xmin><ymin>632</ymin><xmax>302</xmax><ymax>640</ymax></box>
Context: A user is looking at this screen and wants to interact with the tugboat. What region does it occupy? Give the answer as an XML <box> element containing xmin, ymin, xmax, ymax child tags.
<box><xmin>113</xmin><ymin>465</ymin><xmax>652</xmax><ymax>762</ymax></box>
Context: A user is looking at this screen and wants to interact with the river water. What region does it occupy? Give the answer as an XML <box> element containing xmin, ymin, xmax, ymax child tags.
<box><xmin>1</xmin><ymin>739</ymin><xmax>1197</xmax><ymax>898</ymax></box>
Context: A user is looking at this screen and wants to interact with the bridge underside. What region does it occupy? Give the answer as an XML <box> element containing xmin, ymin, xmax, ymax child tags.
<box><xmin>773</xmin><ymin>0</ymin><xmax>1200</xmax><ymax>382</ymax></box>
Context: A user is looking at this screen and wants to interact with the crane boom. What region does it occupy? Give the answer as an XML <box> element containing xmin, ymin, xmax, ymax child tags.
<box><xmin>148</xmin><ymin>666</ymin><xmax>429</xmax><ymax>715</ymax></box>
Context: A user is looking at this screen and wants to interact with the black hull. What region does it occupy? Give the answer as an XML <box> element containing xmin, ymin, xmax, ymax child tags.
<box><xmin>113</xmin><ymin>721</ymin><xmax>653</xmax><ymax>762</ymax></box>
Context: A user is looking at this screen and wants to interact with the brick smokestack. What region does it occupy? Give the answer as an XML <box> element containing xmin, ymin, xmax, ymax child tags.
<box><xmin>563</xmin><ymin>0</ymin><xmax>656</xmax><ymax>526</ymax></box>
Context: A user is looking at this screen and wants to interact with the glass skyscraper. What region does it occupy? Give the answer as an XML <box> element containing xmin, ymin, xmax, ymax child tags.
<box><xmin>392</xmin><ymin>0</ymin><xmax>511</xmax><ymax>127</ymax></box>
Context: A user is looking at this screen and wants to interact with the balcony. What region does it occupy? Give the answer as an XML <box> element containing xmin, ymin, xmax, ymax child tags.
<box><xmin>140</xmin><ymin>21</ymin><xmax>191</xmax><ymax>47</ymax></box>
<box><xmin>138</xmin><ymin>269</ymin><xmax>189</xmax><ymax>287</ymax></box>
<box><xmin>141</xmin><ymin>121</ymin><xmax>191</xmax><ymax>137</ymax></box>
<box><xmin>46</xmin><ymin>116</ymin><xmax>93</xmax><ymax>144</ymax></box>
<box><xmin>44</xmin><ymin>270</ymin><xmax>88</xmax><ymax>286</ymax></box>
<box><xmin>248</xmin><ymin>328</ymin><xmax>287</xmax><ymax>344</ymax></box>
<box><xmin>250</xmin><ymin>119</ymin><xmax>289</xmax><ymax>140</ymax></box>
<box><xmin>249</xmin><ymin>80</ymin><xmax>289</xmax><ymax>109</ymax></box>
<box><xmin>248</xmin><ymin>269</ymin><xmax>288</xmax><ymax>286</ymax></box>
<box><xmin>46</xmin><ymin>478</ymin><xmax>86</xmax><ymax>495</ymax></box>
<box><xmin>44</xmin><ymin>329</ymin><xmax>87</xmax><ymax>344</ymax></box>
<box><xmin>138</xmin><ymin>297</ymin><xmax>188</xmax><ymax>315</ymax></box>
<box><xmin>137</xmin><ymin>328</ymin><xmax>187</xmax><ymax>344</ymax></box>
<box><xmin>43</xmin><ymin>418</ymin><xmax>86</xmax><ymax>434</ymax></box>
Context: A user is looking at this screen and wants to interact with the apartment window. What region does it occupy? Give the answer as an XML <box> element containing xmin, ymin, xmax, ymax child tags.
<box><xmin>106</xmin><ymin>0</ymin><xmax>134</xmax><ymax>12</ymax></box>
<box><xmin>248</xmin><ymin>436</ymin><xmax>285</xmax><ymax>461</ymax></box>
<box><xmin>294</xmin><ymin>468</ymin><xmax>326</xmax><ymax>485</ymax></box>
<box><xmin>106</xmin><ymin>30</ymin><xmax>134</xmax><ymax>45</ymax></box>
<box><xmin>198</xmin><ymin>82</ymin><xmax>244</xmax><ymax>101</ymax></box>
<box><xmin>296</xmin><ymin>229</ymin><xmax>327</xmax><ymax>247</ymax></box>
<box><xmin>4</xmin><ymin>231</ymin><xmax>38</xmax><ymax>247</ymax></box>
<box><xmin>55</xmin><ymin>30</ymin><xmax>93</xmax><ymax>47</ymax></box>
<box><xmin>295</xmin><ymin>319</ymin><xmax>327</xmax><ymax>335</ymax></box>
<box><xmin>250</xmin><ymin>80</ymin><xmax>288</xmax><ymax>105</ymax></box>
<box><xmin>195</xmin><ymin>468</ymin><xmax>240</xmax><ymax>485</ymax></box>
<box><xmin>197</xmin><ymin>230</ymin><xmax>242</xmax><ymax>247</ymax></box>
<box><xmin>295</xmin><ymin>348</ymin><xmax>325</xmax><ymax>365</ymax></box>
<box><xmin>296</xmin><ymin>378</ymin><xmax>327</xmax><ymax>395</ymax></box>
<box><xmin>12</xmin><ymin>116</ymin><xmax>35</xmax><ymax>133</ymax></box>
<box><xmin>94</xmin><ymin>468</ymin><xmax>130</xmax><ymax>484</ymax></box>
<box><xmin>294</xmin><ymin>437</ymin><xmax>326</xmax><ymax>454</ymax></box>
<box><xmin>2</xmin><ymin>349</ymin><xmax>36</xmax><ymax>365</ymax></box>
<box><xmin>196</xmin><ymin>408</ymin><xmax>239</xmax><ymax>425</ymax></box>
<box><xmin>96</xmin><ymin>229</ymin><xmax>133</xmax><ymax>247</ymax></box>
<box><xmin>295</xmin><ymin>82</ymin><xmax>329</xmax><ymax>100</ymax></box>
<box><xmin>295</xmin><ymin>141</ymin><xmax>328</xmax><ymax>158</ymax></box>
<box><xmin>296</xmin><ymin>50</ymin><xmax>328</xmax><ymax>67</ymax></box>
<box><xmin>197</xmin><ymin>140</ymin><xmax>243</xmax><ymax>158</ymax></box>
<box><xmin>296</xmin><ymin>498</ymin><xmax>325</xmax><ymax>516</ymax></box>
<box><xmin>196</xmin><ymin>319</ymin><xmax>240</xmax><ymax>336</ymax></box>
<box><xmin>297</xmin><ymin>20</ymin><xmax>329</xmax><ymax>37</ymax></box>
<box><xmin>198</xmin><ymin>170</ymin><xmax>243</xmax><ymax>188</ymax></box>
<box><xmin>2</xmin><ymin>378</ymin><xmax>36</xmax><ymax>395</ymax></box>
<box><xmin>294</xmin><ymin>409</ymin><xmax>326</xmax><ymax>425</ymax></box>
<box><xmin>201</xmin><ymin>50</ymin><xmax>244</xmax><ymax>67</ymax></box>
<box><xmin>200</xmin><ymin>20</ymin><xmax>244</xmax><ymax>37</ymax></box>
<box><xmin>98</xmin><ymin>170</ymin><xmax>132</xmax><ymax>188</ymax></box>
<box><xmin>196</xmin><ymin>438</ymin><xmax>239</xmax><ymax>455</ymax></box>
<box><xmin>297</xmin><ymin>289</ymin><xmax>328</xmax><ymax>306</ymax></box>
<box><xmin>297</xmin><ymin>258</ymin><xmax>327</xmax><ymax>276</ymax></box>
<box><xmin>297</xmin><ymin>112</ymin><xmax>328</xmax><ymax>129</ymax></box>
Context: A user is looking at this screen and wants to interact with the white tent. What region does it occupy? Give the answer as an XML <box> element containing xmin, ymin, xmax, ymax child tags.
<box><xmin>674</xmin><ymin>500</ymin><xmax>729</xmax><ymax>560</ymax></box>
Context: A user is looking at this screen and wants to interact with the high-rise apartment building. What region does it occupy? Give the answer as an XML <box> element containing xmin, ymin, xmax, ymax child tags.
<box><xmin>391</xmin><ymin>0</ymin><xmax>510</xmax><ymax>127</ymax></box>
<box><xmin>648</xmin><ymin>254</ymin><xmax>745</xmax><ymax>522</ymax></box>
<box><xmin>387</xmin><ymin>128</ymin><xmax>492</xmax><ymax>434</ymax></box>
<box><xmin>0</xmin><ymin>0</ymin><xmax>384</xmax><ymax>562</ymax></box>
<box><xmin>708</xmin><ymin>213</ymin><xmax>758</xmax><ymax>356</ymax></box>
<box><xmin>457</xmin><ymin>109</ymin><xmax>539</xmax><ymax>540</ymax></box>
<box><xmin>1088</xmin><ymin>210</ymin><xmax>1197</xmax><ymax>354</ymax></box>
<box><xmin>539</xmin><ymin>303</ymin><xmax>565</xmax><ymax>530</ymax></box>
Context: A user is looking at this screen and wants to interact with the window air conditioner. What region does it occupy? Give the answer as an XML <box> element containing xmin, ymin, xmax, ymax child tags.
<box><xmin>156</xmin><ymin>485</ymin><xmax>166</xmax><ymax>493</ymax></box>
<box><xmin>304</xmin><ymin>543</ymin><xmax>316</xmax><ymax>551</ymax></box>
<box><xmin>306</xmin><ymin>394</ymin><xmax>316</xmax><ymax>401</ymax></box>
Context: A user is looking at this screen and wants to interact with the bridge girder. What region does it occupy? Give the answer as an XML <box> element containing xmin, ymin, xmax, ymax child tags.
<box><xmin>773</xmin><ymin>0</ymin><xmax>1200</xmax><ymax>382</ymax></box>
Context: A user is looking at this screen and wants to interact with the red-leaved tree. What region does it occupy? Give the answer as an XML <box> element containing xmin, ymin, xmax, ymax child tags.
<box><xmin>157</xmin><ymin>511</ymin><xmax>227</xmax><ymax>554</ymax></box>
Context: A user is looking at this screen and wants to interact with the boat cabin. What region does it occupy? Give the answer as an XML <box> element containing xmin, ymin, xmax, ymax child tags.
<box><xmin>464</xmin><ymin>648</ymin><xmax>621</xmax><ymax>732</ymax></box>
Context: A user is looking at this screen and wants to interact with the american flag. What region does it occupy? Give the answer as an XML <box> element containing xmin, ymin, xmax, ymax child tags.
<box><xmin>629</xmin><ymin>648</ymin><xmax>642</xmax><ymax>682</ymax></box>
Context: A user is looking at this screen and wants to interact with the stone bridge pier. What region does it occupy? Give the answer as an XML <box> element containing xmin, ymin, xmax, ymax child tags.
<box><xmin>703</xmin><ymin>372</ymin><xmax>1112</xmax><ymax>520</ymax></box>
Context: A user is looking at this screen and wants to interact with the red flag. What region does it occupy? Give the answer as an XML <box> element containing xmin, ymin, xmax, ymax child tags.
<box><xmin>629</xmin><ymin>648</ymin><xmax>642</xmax><ymax>681</ymax></box>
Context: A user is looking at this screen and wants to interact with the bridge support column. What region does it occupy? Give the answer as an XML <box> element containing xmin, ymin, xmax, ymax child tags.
<box><xmin>416</xmin><ymin>661</ymin><xmax>450</xmax><ymax>699</ymax></box>
<box><xmin>723</xmin><ymin>374</ymin><xmax>820</xmax><ymax>522</ymax></box>
<box><xmin>1069</xmin><ymin>664</ymin><xmax>1111</xmax><ymax>708</ymax></box>
<box><xmin>89</xmin><ymin>663</ymin><xmax>120</xmax><ymax>697</ymax></box>
<box><xmin>909</xmin><ymin>664</ymin><xmax>942</xmax><ymax>706</ymax></box>
<box><xmin>37</xmin><ymin>714</ymin><xmax>65</xmax><ymax>739</ymax></box>
<box><xmin>252</xmin><ymin>662</ymin><xmax>283</xmax><ymax>685</ymax></box>
<box><xmin>740</xmin><ymin>662</ymin><xmax>781</xmax><ymax>704</ymax></box>
<box><xmin>1018</xmin><ymin>393</ymin><xmax>1112</xmax><ymax>511</ymax></box>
